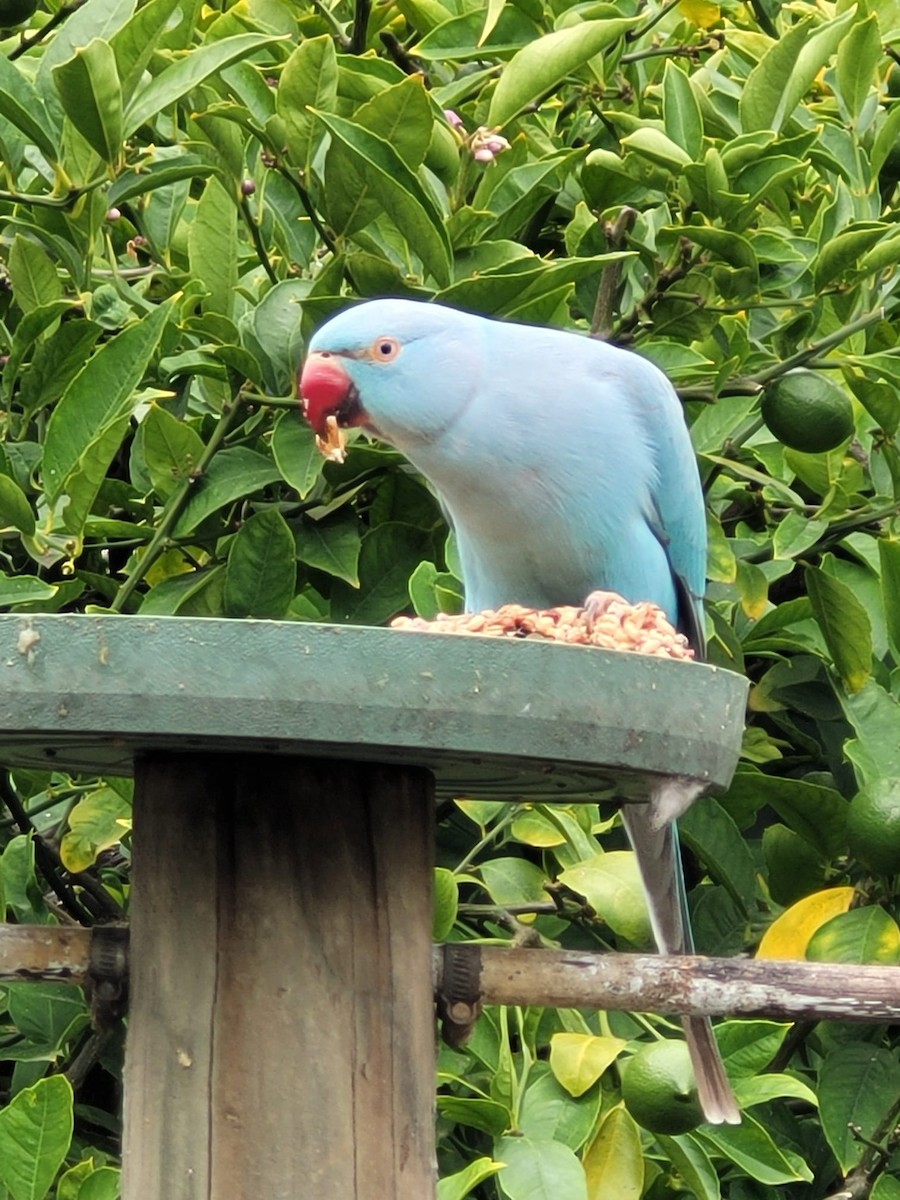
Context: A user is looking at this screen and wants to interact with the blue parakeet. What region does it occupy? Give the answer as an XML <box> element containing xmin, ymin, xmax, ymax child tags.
<box><xmin>300</xmin><ymin>298</ymin><xmax>740</xmax><ymax>1125</ymax></box>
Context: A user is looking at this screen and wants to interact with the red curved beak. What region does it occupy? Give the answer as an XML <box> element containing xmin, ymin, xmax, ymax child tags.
<box><xmin>299</xmin><ymin>353</ymin><xmax>356</xmax><ymax>437</ymax></box>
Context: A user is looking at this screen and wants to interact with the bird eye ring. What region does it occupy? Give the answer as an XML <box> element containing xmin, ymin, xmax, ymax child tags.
<box><xmin>372</xmin><ymin>337</ymin><xmax>401</xmax><ymax>362</ymax></box>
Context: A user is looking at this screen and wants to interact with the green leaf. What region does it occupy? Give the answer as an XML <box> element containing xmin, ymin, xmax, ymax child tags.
<box><xmin>724</xmin><ymin>772</ymin><xmax>847</xmax><ymax>858</ymax></box>
<box><xmin>698</xmin><ymin>1113</ymin><xmax>812</xmax><ymax>1184</ymax></box>
<box><xmin>806</xmin><ymin>566</ymin><xmax>872</xmax><ymax>693</ymax></box>
<box><xmin>241</xmin><ymin>278</ymin><xmax>311</xmax><ymax>396</ymax></box>
<box><xmin>0</xmin><ymin>1075</ymin><xmax>74</xmax><ymax>1200</ymax></box>
<box><xmin>678</xmin><ymin>797</ymin><xmax>756</xmax><ymax>912</ymax></box>
<box><xmin>653</xmin><ymin>1135</ymin><xmax>720</xmax><ymax>1200</ymax></box>
<box><xmin>0</xmin><ymin>54</ymin><xmax>58</xmax><ymax>161</ymax></box>
<box><xmin>494</xmin><ymin>1135</ymin><xmax>588</xmax><ymax>1200</ymax></box>
<box><xmin>814</xmin><ymin>224</ymin><xmax>890</xmax><ymax>291</ymax></box>
<box><xmin>108</xmin><ymin>155</ymin><xmax>216</xmax><ymax>206</ymax></box>
<box><xmin>518</xmin><ymin>1069</ymin><xmax>601</xmax><ymax>1152</ymax></box>
<box><xmin>42</xmin><ymin>299</ymin><xmax>175</xmax><ymax>536</ymax></box>
<box><xmin>278</xmin><ymin>35</ymin><xmax>338</xmax><ymax>171</ymax></box>
<box><xmin>414</xmin><ymin>7</ymin><xmax>538</xmax><ymax>61</ymax></box>
<box><xmin>295</xmin><ymin>512</ymin><xmax>361</xmax><ymax>586</ymax></box>
<box><xmin>437</xmin><ymin>1157</ymin><xmax>503</xmax><ymax>1200</ymax></box>
<box><xmin>330</xmin><ymin>521</ymin><xmax>432</xmax><ymax>624</ymax></box>
<box><xmin>619</xmin><ymin>126</ymin><xmax>693</xmax><ymax>171</ymax></box>
<box><xmin>433</xmin><ymin>866</ymin><xmax>458</xmax><ymax>941</ymax></box>
<box><xmin>739</xmin><ymin>10</ymin><xmax>855</xmax><ymax>133</ymax></box>
<box><xmin>7</xmin><ymin>983</ymin><xmax>88</xmax><ymax>1050</ymax></box>
<box><xmin>223</xmin><ymin>508</ymin><xmax>296</xmax><ymax>620</ymax></box>
<box><xmin>582</xmin><ymin>1107</ymin><xmax>643</xmax><ymax>1200</ymax></box>
<box><xmin>558</xmin><ymin>852</ymin><xmax>652</xmax><ymax>947</ymax></box>
<box><xmin>76</xmin><ymin>1167</ymin><xmax>121</xmax><ymax>1200</ymax></box>
<box><xmin>188</xmin><ymin>176</ymin><xmax>238</xmax><ymax>317</ymax></box>
<box><xmin>437</xmin><ymin>1096</ymin><xmax>510</xmax><ymax>1137</ymax></box>
<box><xmin>123</xmin><ymin>33</ymin><xmax>285</xmax><ymax>136</ymax></box>
<box><xmin>52</xmin><ymin>38</ymin><xmax>124</xmax><ymax>165</ymax></box>
<box><xmin>8</xmin><ymin>236</ymin><xmax>61</xmax><ymax>315</ymax></box>
<box><xmin>835</xmin><ymin>12</ymin><xmax>881</xmax><ymax>123</ymax></box>
<box><xmin>487</xmin><ymin>19</ymin><xmax>633</xmax><ymax>128</ymax></box>
<box><xmin>662</xmin><ymin>62</ymin><xmax>703</xmax><ymax>160</ymax></box>
<box><xmin>140</xmin><ymin>405</ymin><xmax>205</xmax><ymax>500</ymax></box>
<box><xmin>479</xmin><ymin>856</ymin><xmax>549</xmax><ymax>906</ymax></box>
<box><xmin>174</xmin><ymin>448</ymin><xmax>281</xmax><ymax>536</ymax></box>
<box><xmin>0</xmin><ymin>475</ymin><xmax>35</xmax><ymax>536</ymax></box>
<box><xmin>271</xmin><ymin>412</ymin><xmax>325</xmax><ymax>501</ymax></box>
<box><xmin>806</xmin><ymin>906</ymin><xmax>900</xmax><ymax>966</ymax></box>
<box><xmin>879</xmin><ymin>539</ymin><xmax>900</xmax><ymax>660</ymax></box>
<box><xmin>315</xmin><ymin>109</ymin><xmax>451</xmax><ymax>287</ymax></box>
<box><xmin>819</xmin><ymin>1044</ymin><xmax>900</xmax><ymax>1172</ymax></box>
<box><xmin>0</xmin><ymin>573</ymin><xmax>58</xmax><ymax>609</ymax></box>
<box><xmin>59</xmin><ymin>786</ymin><xmax>131</xmax><ymax>873</ymax></box>
<box><xmin>17</xmin><ymin>319</ymin><xmax>102</xmax><ymax>420</ymax></box>
<box><xmin>478</xmin><ymin>0</ymin><xmax>507</xmax><ymax>47</ymax></box>
<box><xmin>110</xmin><ymin>0</ymin><xmax>183</xmax><ymax>101</ymax></box>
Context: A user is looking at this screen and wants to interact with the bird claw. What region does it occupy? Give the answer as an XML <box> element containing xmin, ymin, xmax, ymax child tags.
<box><xmin>583</xmin><ymin>589</ymin><xmax>625</xmax><ymax>633</ymax></box>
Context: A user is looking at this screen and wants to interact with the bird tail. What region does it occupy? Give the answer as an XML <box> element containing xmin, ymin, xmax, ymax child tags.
<box><xmin>621</xmin><ymin>801</ymin><xmax>741</xmax><ymax>1125</ymax></box>
<box><xmin>684</xmin><ymin>1015</ymin><xmax>741</xmax><ymax>1124</ymax></box>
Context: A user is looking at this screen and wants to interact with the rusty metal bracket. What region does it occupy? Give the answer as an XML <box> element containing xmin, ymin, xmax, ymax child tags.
<box><xmin>85</xmin><ymin>925</ymin><xmax>130</xmax><ymax>1030</ymax></box>
<box><xmin>436</xmin><ymin>944</ymin><xmax>483</xmax><ymax>1047</ymax></box>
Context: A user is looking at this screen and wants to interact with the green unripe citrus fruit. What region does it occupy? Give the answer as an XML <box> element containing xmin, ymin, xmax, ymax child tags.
<box><xmin>0</xmin><ymin>0</ymin><xmax>38</xmax><ymax>26</ymax></box>
<box><xmin>621</xmin><ymin>1040</ymin><xmax>704</xmax><ymax>1135</ymax></box>
<box><xmin>847</xmin><ymin>778</ymin><xmax>900</xmax><ymax>875</ymax></box>
<box><xmin>760</xmin><ymin>369</ymin><xmax>854</xmax><ymax>453</ymax></box>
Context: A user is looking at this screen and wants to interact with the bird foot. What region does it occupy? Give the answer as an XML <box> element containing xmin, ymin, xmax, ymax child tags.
<box><xmin>582</xmin><ymin>589</ymin><xmax>627</xmax><ymax>632</ymax></box>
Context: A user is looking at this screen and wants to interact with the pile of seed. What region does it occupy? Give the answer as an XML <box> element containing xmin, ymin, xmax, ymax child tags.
<box><xmin>391</xmin><ymin>594</ymin><xmax>694</xmax><ymax>660</ymax></box>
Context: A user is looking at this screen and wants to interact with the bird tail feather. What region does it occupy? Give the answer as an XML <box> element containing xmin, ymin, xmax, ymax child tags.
<box><xmin>684</xmin><ymin>1016</ymin><xmax>741</xmax><ymax>1124</ymax></box>
<box><xmin>621</xmin><ymin>801</ymin><xmax>740</xmax><ymax>1125</ymax></box>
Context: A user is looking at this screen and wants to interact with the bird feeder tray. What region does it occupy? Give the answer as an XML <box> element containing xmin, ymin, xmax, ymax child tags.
<box><xmin>0</xmin><ymin>614</ymin><xmax>747</xmax><ymax>1200</ymax></box>
<box><xmin>0</xmin><ymin>613</ymin><xmax>746</xmax><ymax>797</ymax></box>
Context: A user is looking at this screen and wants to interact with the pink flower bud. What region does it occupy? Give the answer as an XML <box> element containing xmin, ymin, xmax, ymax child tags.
<box><xmin>241</xmin><ymin>178</ymin><xmax>256</xmax><ymax>196</ymax></box>
<box><xmin>486</xmin><ymin>137</ymin><xmax>509</xmax><ymax>153</ymax></box>
<box><xmin>473</xmin><ymin>147</ymin><xmax>495</xmax><ymax>163</ymax></box>
<box><xmin>444</xmin><ymin>109</ymin><xmax>465</xmax><ymax>129</ymax></box>
<box><xmin>106</xmin><ymin>207</ymin><xmax>121</xmax><ymax>222</ymax></box>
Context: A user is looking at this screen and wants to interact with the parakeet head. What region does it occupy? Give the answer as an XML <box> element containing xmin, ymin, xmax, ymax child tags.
<box><xmin>299</xmin><ymin>299</ymin><xmax>481</xmax><ymax>453</ymax></box>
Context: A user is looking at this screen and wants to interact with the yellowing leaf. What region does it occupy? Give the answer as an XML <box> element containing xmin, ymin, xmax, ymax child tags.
<box><xmin>583</xmin><ymin>1107</ymin><xmax>644</xmax><ymax>1200</ymax></box>
<box><xmin>680</xmin><ymin>0</ymin><xmax>720</xmax><ymax>27</ymax></box>
<box><xmin>757</xmin><ymin>887</ymin><xmax>855</xmax><ymax>959</ymax></box>
<box><xmin>550</xmin><ymin>1033</ymin><xmax>627</xmax><ymax>1097</ymax></box>
<box><xmin>60</xmin><ymin>786</ymin><xmax>132</xmax><ymax>873</ymax></box>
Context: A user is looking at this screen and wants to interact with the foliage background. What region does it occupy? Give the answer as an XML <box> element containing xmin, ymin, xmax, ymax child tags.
<box><xmin>1</xmin><ymin>0</ymin><xmax>900</xmax><ymax>1195</ymax></box>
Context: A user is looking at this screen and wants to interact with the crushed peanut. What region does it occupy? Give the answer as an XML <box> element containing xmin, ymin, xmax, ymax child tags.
<box><xmin>315</xmin><ymin>414</ymin><xmax>347</xmax><ymax>463</ymax></box>
<box><xmin>391</xmin><ymin>595</ymin><xmax>694</xmax><ymax>660</ymax></box>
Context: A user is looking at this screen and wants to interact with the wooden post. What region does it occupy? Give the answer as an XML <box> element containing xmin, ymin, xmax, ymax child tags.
<box><xmin>123</xmin><ymin>754</ymin><xmax>435</xmax><ymax>1200</ymax></box>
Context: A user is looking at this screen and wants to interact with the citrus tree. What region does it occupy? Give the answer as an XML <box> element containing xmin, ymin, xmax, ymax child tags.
<box><xmin>1</xmin><ymin>0</ymin><xmax>900</xmax><ymax>1196</ymax></box>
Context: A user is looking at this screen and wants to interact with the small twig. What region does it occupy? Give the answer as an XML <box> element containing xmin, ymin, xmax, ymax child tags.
<box><xmin>110</xmin><ymin>395</ymin><xmax>248</xmax><ymax>612</ymax></box>
<box><xmin>748</xmin><ymin>0</ymin><xmax>779</xmax><ymax>38</ymax></box>
<box><xmin>65</xmin><ymin>1029</ymin><xmax>113</xmax><ymax>1091</ymax></box>
<box><xmin>626</xmin><ymin>0</ymin><xmax>685</xmax><ymax>41</ymax></box>
<box><xmin>308</xmin><ymin>0</ymin><xmax>351</xmax><ymax>48</ymax></box>
<box><xmin>239</xmin><ymin>194</ymin><xmax>278</xmax><ymax>285</ymax></box>
<box><xmin>273</xmin><ymin>162</ymin><xmax>337</xmax><ymax>254</ymax></box>
<box><xmin>0</xmin><ymin>773</ymin><xmax>97</xmax><ymax>925</ymax></box>
<box><xmin>349</xmin><ymin>0</ymin><xmax>371</xmax><ymax>54</ymax></box>
<box><xmin>591</xmin><ymin>206</ymin><xmax>637</xmax><ymax>340</ymax></box>
<box><xmin>8</xmin><ymin>0</ymin><xmax>85</xmax><ymax>59</ymax></box>
<box><xmin>380</xmin><ymin>31</ymin><xmax>429</xmax><ymax>82</ymax></box>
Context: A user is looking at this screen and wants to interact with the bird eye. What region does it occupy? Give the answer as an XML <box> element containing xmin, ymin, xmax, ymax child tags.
<box><xmin>372</xmin><ymin>337</ymin><xmax>401</xmax><ymax>362</ymax></box>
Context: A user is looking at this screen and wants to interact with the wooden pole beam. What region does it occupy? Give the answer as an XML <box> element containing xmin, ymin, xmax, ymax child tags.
<box><xmin>435</xmin><ymin>945</ymin><xmax>900</xmax><ymax>1023</ymax></box>
<box><xmin>5</xmin><ymin>928</ymin><xmax>900</xmax><ymax>1024</ymax></box>
<box><xmin>122</xmin><ymin>754</ymin><xmax>436</xmax><ymax>1200</ymax></box>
